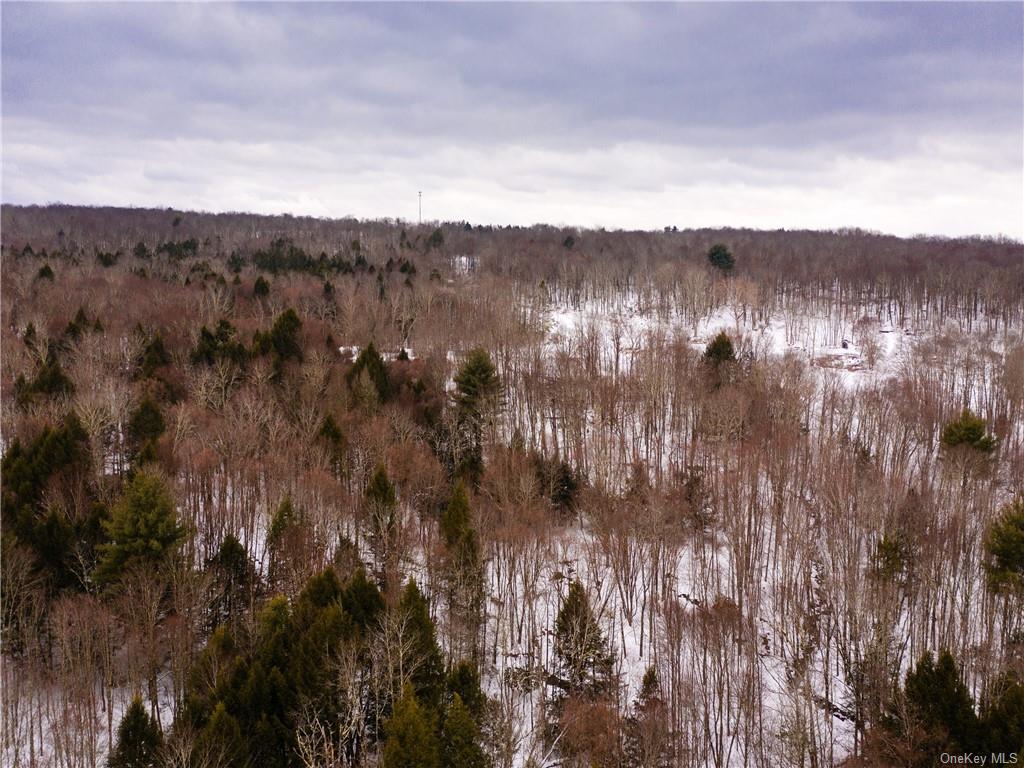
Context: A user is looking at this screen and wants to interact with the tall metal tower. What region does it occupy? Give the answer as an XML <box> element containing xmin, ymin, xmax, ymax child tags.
<box><xmin>418</xmin><ymin>191</ymin><xmax>422</xmax><ymax>225</ymax></box>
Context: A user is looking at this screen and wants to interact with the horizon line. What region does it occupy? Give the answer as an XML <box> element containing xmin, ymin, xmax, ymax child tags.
<box><xmin>3</xmin><ymin>201</ymin><xmax>1021</xmax><ymax>246</ymax></box>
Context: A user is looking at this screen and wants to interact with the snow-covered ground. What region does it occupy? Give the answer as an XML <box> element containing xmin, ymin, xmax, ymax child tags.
<box><xmin>6</xmin><ymin>287</ymin><xmax>1015</xmax><ymax>768</ymax></box>
<box><xmin>478</xmin><ymin>288</ymin><xmax>1018</xmax><ymax>766</ymax></box>
<box><xmin>541</xmin><ymin>291</ymin><xmax>920</xmax><ymax>388</ymax></box>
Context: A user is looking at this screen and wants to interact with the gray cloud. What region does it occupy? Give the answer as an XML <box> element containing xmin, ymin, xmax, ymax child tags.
<box><xmin>3</xmin><ymin>2</ymin><xmax>1021</xmax><ymax>237</ymax></box>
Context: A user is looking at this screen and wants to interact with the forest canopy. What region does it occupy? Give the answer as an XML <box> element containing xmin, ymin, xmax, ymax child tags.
<box><xmin>1</xmin><ymin>204</ymin><xmax>1022</xmax><ymax>767</ymax></box>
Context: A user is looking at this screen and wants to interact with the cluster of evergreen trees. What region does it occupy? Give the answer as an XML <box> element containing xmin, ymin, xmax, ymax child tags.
<box><xmin>247</xmin><ymin>235</ymin><xmax>423</xmax><ymax>279</ymax></box>
<box><xmin>867</xmin><ymin>649</ymin><xmax>1024</xmax><ymax>765</ymax></box>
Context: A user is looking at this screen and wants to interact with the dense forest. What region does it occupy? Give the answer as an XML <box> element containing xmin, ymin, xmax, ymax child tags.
<box><xmin>1</xmin><ymin>204</ymin><xmax>1023</xmax><ymax>767</ymax></box>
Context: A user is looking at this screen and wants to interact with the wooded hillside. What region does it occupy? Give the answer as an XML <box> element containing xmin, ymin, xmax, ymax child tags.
<box><xmin>2</xmin><ymin>204</ymin><xmax>1022</xmax><ymax>767</ymax></box>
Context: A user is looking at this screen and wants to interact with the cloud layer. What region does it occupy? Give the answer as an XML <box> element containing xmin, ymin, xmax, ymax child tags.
<box><xmin>3</xmin><ymin>2</ymin><xmax>1022</xmax><ymax>237</ymax></box>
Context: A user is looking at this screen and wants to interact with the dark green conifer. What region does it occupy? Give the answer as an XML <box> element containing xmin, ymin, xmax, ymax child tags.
<box><xmin>941</xmin><ymin>409</ymin><xmax>996</xmax><ymax>453</ymax></box>
<box><xmin>441</xmin><ymin>694</ymin><xmax>488</xmax><ymax>768</ymax></box>
<box><xmin>399</xmin><ymin>580</ymin><xmax>445</xmax><ymax>710</ymax></box>
<box><xmin>623</xmin><ymin>667</ymin><xmax>672</xmax><ymax>768</ymax></box>
<box><xmin>425</xmin><ymin>228</ymin><xmax>444</xmax><ymax>251</ymax></box>
<box><xmin>984</xmin><ymin>495</ymin><xmax>1024</xmax><ymax>594</ymax></box>
<box><xmin>440</xmin><ymin>482</ymin><xmax>484</xmax><ymax>657</ymax></box>
<box><xmin>341</xmin><ymin>567</ymin><xmax>385</xmax><ymax>635</ymax></box>
<box><xmin>26</xmin><ymin>356</ymin><xmax>75</xmax><ymax>399</ymax></box>
<box><xmin>207</xmin><ymin>534</ymin><xmax>259</xmax><ymax>630</ymax></box>
<box><xmin>318</xmin><ymin>414</ymin><xmax>345</xmax><ymax>474</ymax></box>
<box><xmin>883</xmin><ymin>650</ymin><xmax>981</xmax><ymax>761</ymax></box>
<box><xmin>252</xmin><ymin>309</ymin><xmax>302</xmax><ymax>368</ymax></box>
<box><xmin>707</xmin><ymin>243</ymin><xmax>734</xmax><ymax>272</ymax></box>
<box><xmin>95</xmin><ymin>470</ymin><xmax>184</xmax><ymax>585</ymax></box>
<box><xmin>553</xmin><ymin>580</ymin><xmax>615</xmax><ymax>698</ymax></box>
<box><xmin>128</xmin><ymin>396</ymin><xmax>165</xmax><ymax>454</ymax></box>
<box><xmin>366</xmin><ymin>465</ymin><xmax>398</xmax><ymax>581</ymax></box>
<box><xmin>347</xmin><ymin>342</ymin><xmax>392</xmax><ymax>402</ymax></box>
<box><xmin>138</xmin><ymin>333</ymin><xmax>170</xmax><ymax>379</ymax></box>
<box><xmin>191</xmin><ymin>320</ymin><xmax>247</xmax><ymax>367</ymax></box>
<box><xmin>703</xmin><ymin>331</ymin><xmax>736</xmax><ymax>367</ymax></box>
<box><xmin>447</xmin><ymin>660</ymin><xmax>487</xmax><ymax>724</ymax></box>
<box><xmin>65</xmin><ymin>307</ymin><xmax>90</xmax><ymax>339</ymax></box>
<box><xmin>981</xmin><ymin>672</ymin><xmax>1024</xmax><ymax>753</ymax></box>
<box><xmin>381</xmin><ymin>685</ymin><xmax>440</xmax><ymax>768</ymax></box>
<box><xmin>451</xmin><ymin>348</ymin><xmax>502</xmax><ymax>481</ymax></box>
<box><xmin>108</xmin><ymin>697</ymin><xmax>162</xmax><ymax>768</ymax></box>
<box><xmin>197</xmin><ymin>702</ymin><xmax>244</xmax><ymax>766</ymax></box>
<box><xmin>453</xmin><ymin>349</ymin><xmax>501</xmax><ymax>418</ymax></box>
<box><xmin>0</xmin><ymin>414</ymin><xmax>96</xmax><ymax>589</ymax></box>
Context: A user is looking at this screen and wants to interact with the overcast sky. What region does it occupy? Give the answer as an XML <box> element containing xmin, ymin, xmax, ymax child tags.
<box><xmin>3</xmin><ymin>2</ymin><xmax>1022</xmax><ymax>238</ymax></box>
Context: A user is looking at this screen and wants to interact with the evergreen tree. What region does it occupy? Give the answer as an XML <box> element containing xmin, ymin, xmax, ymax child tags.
<box><xmin>381</xmin><ymin>685</ymin><xmax>440</xmax><ymax>768</ymax></box>
<box><xmin>883</xmin><ymin>650</ymin><xmax>981</xmax><ymax>762</ymax></box>
<box><xmin>553</xmin><ymin>580</ymin><xmax>614</xmax><ymax>698</ymax></box>
<box><xmin>109</xmin><ymin>698</ymin><xmax>162</xmax><ymax>768</ymax></box>
<box><xmin>941</xmin><ymin>409</ymin><xmax>996</xmax><ymax>453</ymax></box>
<box><xmin>289</xmin><ymin>569</ymin><xmax>353</xmax><ymax>708</ymax></box>
<box><xmin>128</xmin><ymin>396</ymin><xmax>165</xmax><ymax>459</ymax></box>
<box><xmin>453</xmin><ymin>349</ymin><xmax>501</xmax><ymax>419</ymax></box>
<box><xmin>365</xmin><ymin>465</ymin><xmax>398</xmax><ymax>582</ymax></box>
<box><xmin>65</xmin><ymin>307</ymin><xmax>90</xmax><ymax>340</ymax></box>
<box><xmin>1</xmin><ymin>414</ymin><xmax>96</xmax><ymax>589</ymax></box>
<box><xmin>707</xmin><ymin>243</ymin><xmax>734</xmax><ymax>272</ymax></box>
<box><xmin>196</xmin><ymin>702</ymin><xmax>244</xmax><ymax>766</ymax></box>
<box><xmin>440</xmin><ymin>482</ymin><xmax>484</xmax><ymax>657</ymax></box>
<box><xmin>138</xmin><ymin>332</ymin><xmax>171</xmax><ymax>379</ymax></box>
<box><xmin>426</xmin><ymin>228</ymin><xmax>445</xmax><ymax>251</ymax></box>
<box><xmin>179</xmin><ymin>579</ymin><xmax>360</xmax><ymax>768</ymax></box>
<box><xmin>398</xmin><ymin>580</ymin><xmax>445</xmax><ymax>710</ymax></box>
<box><xmin>906</xmin><ymin>650</ymin><xmax>980</xmax><ymax>749</ymax></box>
<box><xmin>703</xmin><ymin>331</ymin><xmax>736</xmax><ymax>367</ymax></box>
<box><xmin>252</xmin><ymin>308</ymin><xmax>303</xmax><ymax>369</ymax></box>
<box><xmin>17</xmin><ymin>354</ymin><xmax>75</xmax><ymax>405</ymax></box>
<box><xmin>981</xmin><ymin>672</ymin><xmax>1024</xmax><ymax>753</ymax></box>
<box><xmin>191</xmin><ymin>319</ymin><xmax>247</xmax><ymax>367</ymax></box>
<box><xmin>441</xmin><ymin>694</ymin><xmax>488</xmax><ymax>768</ymax></box>
<box><xmin>623</xmin><ymin>667</ymin><xmax>672</xmax><ymax>768</ymax></box>
<box><xmin>95</xmin><ymin>470</ymin><xmax>185</xmax><ymax>586</ymax></box>
<box><xmin>984</xmin><ymin>495</ymin><xmax>1024</xmax><ymax>593</ymax></box>
<box><xmin>206</xmin><ymin>533</ymin><xmax>259</xmax><ymax>630</ymax></box>
<box><xmin>266</xmin><ymin>496</ymin><xmax>311</xmax><ymax>593</ymax></box>
<box><xmin>452</xmin><ymin>348</ymin><xmax>502</xmax><ymax>481</ymax></box>
<box><xmin>532</xmin><ymin>453</ymin><xmax>580</xmax><ymax>513</ymax></box>
<box><xmin>870</xmin><ymin>532</ymin><xmax>911</xmax><ymax>586</ymax></box>
<box><xmin>440</xmin><ymin>481</ymin><xmax>474</xmax><ymax>555</ymax></box>
<box><xmin>254</xmin><ymin>275</ymin><xmax>270</xmax><ymax>297</ymax></box>
<box><xmin>268</xmin><ymin>496</ymin><xmax>298</xmax><ymax>542</ymax></box>
<box><xmin>340</xmin><ymin>567</ymin><xmax>385</xmax><ymax>635</ymax></box>
<box><xmin>318</xmin><ymin>413</ymin><xmax>345</xmax><ymax>475</ymax></box>
<box><xmin>347</xmin><ymin>342</ymin><xmax>392</xmax><ymax>402</ymax></box>
<box><xmin>446</xmin><ymin>660</ymin><xmax>487</xmax><ymax>724</ymax></box>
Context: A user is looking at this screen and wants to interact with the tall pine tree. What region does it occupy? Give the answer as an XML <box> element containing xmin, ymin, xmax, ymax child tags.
<box><xmin>365</xmin><ymin>465</ymin><xmax>398</xmax><ymax>584</ymax></box>
<box><xmin>878</xmin><ymin>650</ymin><xmax>981</xmax><ymax>764</ymax></box>
<box><xmin>398</xmin><ymin>580</ymin><xmax>445</xmax><ymax>712</ymax></box>
<box><xmin>440</xmin><ymin>481</ymin><xmax>484</xmax><ymax>658</ymax></box>
<box><xmin>441</xmin><ymin>694</ymin><xmax>488</xmax><ymax>768</ymax></box>
<box><xmin>381</xmin><ymin>685</ymin><xmax>440</xmax><ymax>768</ymax></box>
<box><xmin>451</xmin><ymin>348</ymin><xmax>502</xmax><ymax>481</ymax></box>
<box><xmin>94</xmin><ymin>470</ymin><xmax>184</xmax><ymax>586</ymax></box>
<box><xmin>553</xmin><ymin>580</ymin><xmax>615</xmax><ymax>698</ymax></box>
<box><xmin>109</xmin><ymin>698</ymin><xmax>162</xmax><ymax>768</ymax></box>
